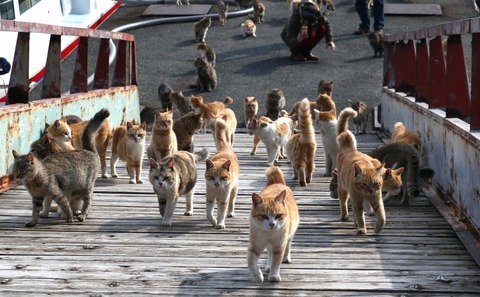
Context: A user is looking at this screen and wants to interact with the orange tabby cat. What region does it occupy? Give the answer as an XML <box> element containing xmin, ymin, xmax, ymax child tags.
<box><xmin>248</xmin><ymin>166</ymin><xmax>299</xmax><ymax>283</ymax></box>
<box><xmin>205</xmin><ymin>117</ymin><xmax>240</xmax><ymax>229</ymax></box>
<box><xmin>316</xmin><ymin>93</ymin><xmax>336</xmax><ymax>114</ymax></box>
<box><xmin>191</xmin><ymin>95</ymin><xmax>233</xmax><ymax>133</ymax></box>
<box><xmin>110</xmin><ymin>121</ymin><xmax>147</xmax><ymax>184</ymax></box>
<box><xmin>391</xmin><ymin>122</ymin><xmax>422</xmax><ymax>152</ymax></box>
<box><xmin>336</xmin><ymin>107</ymin><xmax>386</xmax><ymax>234</ymax></box>
<box><xmin>286</xmin><ymin>98</ymin><xmax>316</xmax><ymax>186</ymax></box>
<box><xmin>46</xmin><ymin>114</ymin><xmax>112</xmax><ymax>178</ymax></box>
<box><xmin>146</xmin><ymin>109</ymin><xmax>178</xmax><ymax>162</ymax></box>
<box><xmin>209</xmin><ymin>108</ymin><xmax>237</xmax><ymax>151</ymax></box>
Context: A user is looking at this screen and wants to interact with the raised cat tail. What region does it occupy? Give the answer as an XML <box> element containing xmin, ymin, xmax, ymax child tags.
<box><xmin>336</xmin><ymin>107</ymin><xmax>357</xmax><ymax>151</ymax></box>
<box><xmin>223</xmin><ymin>96</ymin><xmax>234</xmax><ymax>106</ymax></box>
<box><xmin>297</xmin><ymin>98</ymin><xmax>315</xmax><ymax>143</ymax></box>
<box><xmin>265</xmin><ymin>165</ymin><xmax>286</xmax><ymax>186</ymax></box>
<box><xmin>193</xmin><ymin>148</ymin><xmax>210</xmax><ymax>163</ymax></box>
<box><xmin>82</xmin><ymin>108</ymin><xmax>110</xmax><ymax>153</ymax></box>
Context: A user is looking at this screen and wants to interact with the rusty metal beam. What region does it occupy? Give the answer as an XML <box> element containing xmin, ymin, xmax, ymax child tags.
<box><xmin>6</xmin><ymin>32</ymin><xmax>30</xmax><ymax>105</ymax></box>
<box><xmin>93</xmin><ymin>38</ymin><xmax>110</xmax><ymax>90</ymax></box>
<box><xmin>416</xmin><ymin>38</ymin><xmax>429</xmax><ymax>103</ymax></box>
<box><xmin>112</xmin><ymin>40</ymin><xmax>127</xmax><ymax>87</ymax></box>
<box><xmin>428</xmin><ymin>36</ymin><xmax>447</xmax><ymax>108</ymax></box>
<box><xmin>41</xmin><ymin>34</ymin><xmax>61</xmax><ymax>99</ymax></box>
<box><xmin>70</xmin><ymin>37</ymin><xmax>89</xmax><ymax>94</ymax></box>
<box><xmin>471</xmin><ymin>33</ymin><xmax>480</xmax><ymax>131</ymax></box>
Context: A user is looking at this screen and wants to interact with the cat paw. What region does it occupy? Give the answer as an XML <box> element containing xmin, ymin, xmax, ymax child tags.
<box><xmin>268</xmin><ymin>274</ymin><xmax>281</xmax><ymax>282</ymax></box>
<box><xmin>215</xmin><ymin>223</ymin><xmax>226</xmax><ymax>229</ymax></box>
<box><xmin>184</xmin><ymin>211</ymin><xmax>193</xmax><ymax>216</ymax></box>
<box><xmin>250</xmin><ymin>152</ymin><xmax>256</xmax><ymax>156</ymax></box>
<box><xmin>128</xmin><ymin>180</ymin><xmax>136</xmax><ymax>184</ymax></box>
<box><xmin>357</xmin><ymin>228</ymin><xmax>367</xmax><ymax>235</ymax></box>
<box><xmin>111</xmin><ymin>174</ymin><xmax>118</xmax><ymax>178</ymax></box>
<box><xmin>39</xmin><ymin>212</ymin><xmax>49</xmax><ymax>218</ymax></box>
<box><xmin>161</xmin><ymin>220</ymin><xmax>173</xmax><ymax>227</ymax></box>
<box><xmin>340</xmin><ymin>215</ymin><xmax>349</xmax><ymax>221</ymax></box>
<box><xmin>366</xmin><ymin>211</ymin><xmax>375</xmax><ymax>217</ymax></box>
<box><xmin>25</xmin><ymin>221</ymin><xmax>36</xmax><ymax>227</ymax></box>
<box><xmin>101</xmin><ymin>174</ymin><xmax>109</xmax><ymax>179</ymax></box>
<box><xmin>227</xmin><ymin>212</ymin><xmax>235</xmax><ymax>218</ymax></box>
<box><xmin>77</xmin><ymin>215</ymin><xmax>86</xmax><ymax>222</ymax></box>
<box><xmin>65</xmin><ymin>218</ymin><xmax>75</xmax><ymax>224</ymax></box>
<box><xmin>251</xmin><ymin>271</ymin><xmax>264</xmax><ymax>283</ymax></box>
<box><xmin>136</xmin><ymin>179</ymin><xmax>144</xmax><ymax>184</ymax></box>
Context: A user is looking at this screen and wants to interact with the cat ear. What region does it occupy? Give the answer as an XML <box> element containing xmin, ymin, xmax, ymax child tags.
<box><xmin>206</xmin><ymin>159</ymin><xmax>214</xmax><ymax>170</ymax></box>
<box><xmin>384</xmin><ymin>168</ymin><xmax>392</xmax><ymax>180</ymax></box>
<box><xmin>251</xmin><ymin>193</ymin><xmax>263</xmax><ymax>206</ymax></box>
<box><xmin>222</xmin><ymin>114</ymin><xmax>228</xmax><ymax>121</ymax></box>
<box><xmin>140</xmin><ymin>121</ymin><xmax>147</xmax><ymax>130</ymax></box>
<box><xmin>354</xmin><ymin>163</ymin><xmax>362</xmax><ymax>176</ymax></box>
<box><xmin>167</xmin><ymin>158</ymin><xmax>175</xmax><ymax>170</ymax></box>
<box><xmin>149</xmin><ymin>158</ymin><xmax>158</xmax><ymax>169</ymax></box>
<box><xmin>126</xmin><ymin>122</ymin><xmax>133</xmax><ymax>129</ymax></box>
<box><xmin>275</xmin><ymin>190</ymin><xmax>287</xmax><ymax>204</ymax></box>
<box><xmin>223</xmin><ymin>160</ymin><xmax>231</xmax><ymax>170</ymax></box>
<box><xmin>394</xmin><ymin>167</ymin><xmax>405</xmax><ymax>176</ymax></box>
<box><xmin>375</xmin><ymin>163</ymin><xmax>384</xmax><ymax>174</ymax></box>
<box><xmin>12</xmin><ymin>150</ymin><xmax>20</xmax><ymax>159</ymax></box>
<box><xmin>27</xmin><ymin>152</ymin><xmax>35</xmax><ymax>164</ymax></box>
<box><xmin>155</xmin><ymin>110</ymin><xmax>161</xmax><ymax>117</ymax></box>
<box><xmin>54</xmin><ymin>120</ymin><xmax>61</xmax><ymax>129</ymax></box>
<box><xmin>42</xmin><ymin>133</ymin><xmax>49</xmax><ymax>144</ymax></box>
<box><xmin>60</xmin><ymin>116</ymin><xmax>67</xmax><ymax>122</ymax></box>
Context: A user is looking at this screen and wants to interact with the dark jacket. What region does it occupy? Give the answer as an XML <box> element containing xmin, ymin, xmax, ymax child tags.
<box><xmin>280</xmin><ymin>3</ymin><xmax>334</xmax><ymax>49</ymax></box>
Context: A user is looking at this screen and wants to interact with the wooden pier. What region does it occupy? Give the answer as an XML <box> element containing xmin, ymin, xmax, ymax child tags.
<box><xmin>0</xmin><ymin>132</ymin><xmax>479</xmax><ymax>296</ymax></box>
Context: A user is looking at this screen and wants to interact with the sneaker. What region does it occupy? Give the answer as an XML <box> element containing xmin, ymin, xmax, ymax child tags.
<box><xmin>291</xmin><ymin>54</ymin><xmax>307</xmax><ymax>62</ymax></box>
<box><xmin>304</xmin><ymin>52</ymin><xmax>319</xmax><ymax>61</ymax></box>
<box><xmin>374</xmin><ymin>29</ymin><xmax>384</xmax><ymax>35</ymax></box>
<box><xmin>354</xmin><ymin>27</ymin><xmax>370</xmax><ymax>35</ymax></box>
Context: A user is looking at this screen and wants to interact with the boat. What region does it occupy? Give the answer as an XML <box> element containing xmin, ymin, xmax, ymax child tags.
<box><xmin>0</xmin><ymin>0</ymin><xmax>122</xmax><ymax>104</ymax></box>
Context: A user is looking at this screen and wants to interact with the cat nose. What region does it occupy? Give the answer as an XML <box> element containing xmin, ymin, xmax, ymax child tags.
<box><xmin>215</xmin><ymin>182</ymin><xmax>220</xmax><ymax>187</ymax></box>
<box><xmin>269</xmin><ymin>222</ymin><xmax>275</xmax><ymax>227</ymax></box>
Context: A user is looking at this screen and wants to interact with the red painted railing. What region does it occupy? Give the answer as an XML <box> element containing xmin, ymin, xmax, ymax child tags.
<box><xmin>383</xmin><ymin>17</ymin><xmax>480</xmax><ymax>131</ymax></box>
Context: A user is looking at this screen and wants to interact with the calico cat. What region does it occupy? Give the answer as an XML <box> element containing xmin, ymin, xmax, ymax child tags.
<box><xmin>149</xmin><ymin>149</ymin><xmax>209</xmax><ymax>226</ymax></box>
<box><xmin>217</xmin><ymin>1</ymin><xmax>228</xmax><ymax>25</ymax></box>
<box><xmin>171</xmin><ymin>90</ymin><xmax>194</xmax><ymax>117</ymax></box>
<box><xmin>317</xmin><ymin>79</ymin><xmax>334</xmax><ymax>96</ymax></box>
<box><xmin>173</xmin><ymin>111</ymin><xmax>205</xmax><ymax>152</ymax></box>
<box><xmin>253</xmin><ymin>0</ymin><xmax>266</xmax><ymax>23</ymax></box>
<box><xmin>286</xmin><ymin>98</ymin><xmax>316</xmax><ymax>186</ymax></box>
<box><xmin>265</xmin><ymin>88</ymin><xmax>286</xmax><ymax>121</ymax></box>
<box><xmin>241</xmin><ymin>19</ymin><xmax>257</xmax><ymax>38</ymax></box>
<box><xmin>197</xmin><ymin>43</ymin><xmax>216</xmax><ymax>68</ymax></box>
<box><xmin>368</xmin><ymin>142</ymin><xmax>434</xmax><ymax>205</ymax></box>
<box><xmin>12</xmin><ymin>109</ymin><xmax>110</xmax><ymax>227</ymax></box>
<box><xmin>209</xmin><ymin>108</ymin><xmax>237</xmax><ymax>151</ymax></box>
<box><xmin>194</xmin><ymin>56</ymin><xmax>217</xmax><ymax>92</ymax></box>
<box><xmin>146</xmin><ymin>109</ymin><xmax>178</xmax><ymax>162</ymax></box>
<box><xmin>46</xmin><ymin>114</ymin><xmax>112</xmax><ymax>178</ymax></box>
<box><xmin>158</xmin><ymin>82</ymin><xmax>173</xmax><ymax>112</ymax></box>
<box><xmin>368</xmin><ymin>31</ymin><xmax>384</xmax><ymax>58</ymax></box>
<box><xmin>336</xmin><ymin>107</ymin><xmax>386</xmax><ymax>234</ymax></box>
<box><xmin>194</xmin><ymin>17</ymin><xmax>211</xmax><ymax>44</ymax></box>
<box><xmin>313</xmin><ymin>107</ymin><xmax>338</xmax><ymax>176</ymax></box>
<box><xmin>248</xmin><ymin>166</ymin><xmax>299</xmax><ymax>283</ymax></box>
<box><xmin>316</xmin><ymin>93</ymin><xmax>336</xmax><ymax>114</ymax></box>
<box><xmin>205</xmin><ymin>118</ymin><xmax>240</xmax><ymax>229</ymax></box>
<box><xmin>247</xmin><ymin>115</ymin><xmax>293</xmax><ymax>166</ymax></box>
<box><xmin>391</xmin><ymin>122</ymin><xmax>422</xmax><ymax>152</ymax></box>
<box><xmin>191</xmin><ymin>95</ymin><xmax>233</xmax><ymax>133</ymax></box>
<box><xmin>110</xmin><ymin>121</ymin><xmax>147</xmax><ymax>184</ymax></box>
<box><xmin>348</xmin><ymin>99</ymin><xmax>368</xmax><ymax>134</ymax></box>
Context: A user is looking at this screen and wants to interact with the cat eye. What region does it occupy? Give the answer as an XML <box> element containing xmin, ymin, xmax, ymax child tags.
<box><xmin>260</xmin><ymin>215</ymin><xmax>268</xmax><ymax>220</ymax></box>
<box><xmin>275</xmin><ymin>214</ymin><xmax>283</xmax><ymax>219</ymax></box>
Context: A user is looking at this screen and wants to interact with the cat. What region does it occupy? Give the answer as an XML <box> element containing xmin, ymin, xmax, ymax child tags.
<box><xmin>313</xmin><ymin>106</ymin><xmax>338</xmax><ymax>177</ymax></box>
<box><xmin>191</xmin><ymin>95</ymin><xmax>233</xmax><ymax>133</ymax></box>
<box><xmin>176</xmin><ymin>0</ymin><xmax>190</xmax><ymax>5</ymax></box>
<box><xmin>209</xmin><ymin>108</ymin><xmax>237</xmax><ymax>151</ymax></box>
<box><xmin>46</xmin><ymin>114</ymin><xmax>112</xmax><ymax>178</ymax></box>
<box><xmin>368</xmin><ymin>142</ymin><xmax>434</xmax><ymax>206</ymax></box>
<box><xmin>253</xmin><ymin>0</ymin><xmax>266</xmax><ymax>23</ymax></box>
<box><xmin>205</xmin><ymin>118</ymin><xmax>240</xmax><ymax>229</ymax></box>
<box><xmin>348</xmin><ymin>99</ymin><xmax>368</xmax><ymax>134</ymax></box>
<box><xmin>317</xmin><ymin>0</ymin><xmax>335</xmax><ymax>15</ymax></box>
<box><xmin>197</xmin><ymin>43</ymin><xmax>216</xmax><ymax>68</ymax></box>
<box><xmin>193</xmin><ymin>17</ymin><xmax>211</xmax><ymax>44</ymax></box>
<box><xmin>287</xmin><ymin>99</ymin><xmax>317</xmax><ymax>120</ymax></box>
<box><xmin>315</xmin><ymin>93</ymin><xmax>336</xmax><ymax>114</ymax></box>
<box><xmin>248</xmin><ymin>165</ymin><xmax>299</xmax><ymax>283</ymax></box>
<box><xmin>30</xmin><ymin>132</ymin><xmax>63</xmax><ymax>160</ymax></box>
<box><xmin>110</xmin><ymin>121</ymin><xmax>147</xmax><ymax>184</ymax></box>
<box><xmin>244</xmin><ymin>96</ymin><xmax>259</xmax><ymax>126</ymax></box>
<box><xmin>241</xmin><ymin>19</ymin><xmax>257</xmax><ymax>38</ymax></box>
<box><xmin>194</xmin><ymin>56</ymin><xmax>217</xmax><ymax>92</ymax></box>
<box><xmin>317</xmin><ymin>79</ymin><xmax>334</xmax><ymax>96</ymax></box>
<box><xmin>247</xmin><ymin>115</ymin><xmax>293</xmax><ymax>166</ymax></box>
<box><xmin>173</xmin><ymin>111</ymin><xmax>205</xmax><ymax>152</ymax></box>
<box><xmin>391</xmin><ymin>121</ymin><xmax>422</xmax><ymax>153</ymax></box>
<box><xmin>171</xmin><ymin>90</ymin><xmax>194</xmax><ymax>117</ymax></box>
<box><xmin>265</xmin><ymin>88</ymin><xmax>286</xmax><ymax>121</ymax></box>
<box><xmin>158</xmin><ymin>82</ymin><xmax>173</xmax><ymax>112</ymax></box>
<box><xmin>148</xmin><ymin>149</ymin><xmax>209</xmax><ymax>226</ymax></box>
<box><xmin>335</xmin><ymin>107</ymin><xmax>386</xmax><ymax>234</ymax></box>
<box><xmin>368</xmin><ymin>31</ymin><xmax>384</xmax><ymax>58</ymax></box>
<box><xmin>286</xmin><ymin>98</ymin><xmax>316</xmax><ymax>186</ymax></box>
<box><xmin>146</xmin><ymin>109</ymin><xmax>178</xmax><ymax>162</ymax></box>
<box><xmin>12</xmin><ymin>109</ymin><xmax>110</xmax><ymax>227</ymax></box>
<box><xmin>217</xmin><ymin>1</ymin><xmax>228</xmax><ymax>26</ymax></box>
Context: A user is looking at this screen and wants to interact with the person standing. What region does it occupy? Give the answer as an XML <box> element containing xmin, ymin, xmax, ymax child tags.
<box><xmin>354</xmin><ymin>0</ymin><xmax>384</xmax><ymax>35</ymax></box>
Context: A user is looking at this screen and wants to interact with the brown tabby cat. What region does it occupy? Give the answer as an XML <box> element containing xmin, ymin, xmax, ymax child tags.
<box><xmin>217</xmin><ymin>1</ymin><xmax>228</xmax><ymax>25</ymax></box>
<box><xmin>46</xmin><ymin>114</ymin><xmax>111</xmax><ymax>178</ymax></box>
<box><xmin>13</xmin><ymin>109</ymin><xmax>110</xmax><ymax>227</ymax></box>
<box><xmin>253</xmin><ymin>0</ymin><xmax>266</xmax><ymax>23</ymax></box>
<box><xmin>194</xmin><ymin>56</ymin><xmax>217</xmax><ymax>92</ymax></box>
<box><xmin>348</xmin><ymin>99</ymin><xmax>368</xmax><ymax>134</ymax></box>
<box><xmin>173</xmin><ymin>111</ymin><xmax>205</xmax><ymax>152</ymax></box>
<box><xmin>368</xmin><ymin>31</ymin><xmax>384</xmax><ymax>58</ymax></box>
<box><xmin>146</xmin><ymin>109</ymin><xmax>178</xmax><ymax>162</ymax></box>
<box><xmin>391</xmin><ymin>122</ymin><xmax>422</xmax><ymax>152</ymax></box>
<box><xmin>171</xmin><ymin>90</ymin><xmax>194</xmax><ymax>117</ymax></box>
<box><xmin>205</xmin><ymin>118</ymin><xmax>240</xmax><ymax>229</ymax></box>
<box><xmin>209</xmin><ymin>108</ymin><xmax>237</xmax><ymax>150</ymax></box>
<box><xmin>30</xmin><ymin>133</ymin><xmax>63</xmax><ymax>160</ymax></box>
<box><xmin>286</xmin><ymin>98</ymin><xmax>316</xmax><ymax>186</ymax></box>
<box><xmin>248</xmin><ymin>166</ymin><xmax>299</xmax><ymax>283</ymax></box>
<box><xmin>110</xmin><ymin>121</ymin><xmax>147</xmax><ymax>184</ymax></box>
<box><xmin>317</xmin><ymin>79</ymin><xmax>334</xmax><ymax>96</ymax></box>
<box><xmin>193</xmin><ymin>17</ymin><xmax>211</xmax><ymax>44</ymax></box>
<box><xmin>265</xmin><ymin>88</ymin><xmax>286</xmax><ymax>121</ymax></box>
<box><xmin>149</xmin><ymin>149</ymin><xmax>209</xmax><ymax>226</ymax></box>
<box><xmin>336</xmin><ymin>107</ymin><xmax>386</xmax><ymax>234</ymax></box>
<box><xmin>191</xmin><ymin>95</ymin><xmax>233</xmax><ymax>133</ymax></box>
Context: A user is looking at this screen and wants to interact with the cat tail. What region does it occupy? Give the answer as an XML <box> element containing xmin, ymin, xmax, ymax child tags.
<box><xmin>193</xmin><ymin>148</ymin><xmax>210</xmax><ymax>163</ymax></box>
<box><xmin>82</xmin><ymin>108</ymin><xmax>110</xmax><ymax>153</ymax></box>
<box><xmin>223</xmin><ymin>96</ymin><xmax>233</xmax><ymax>106</ymax></box>
<box><xmin>337</xmin><ymin>107</ymin><xmax>357</xmax><ymax>135</ymax></box>
<box><xmin>265</xmin><ymin>165</ymin><xmax>286</xmax><ymax>186</ymax></box>
<box><xmin>336</xmin><ymin>107</ymin><xmax>357</xmax><ymax>151</ymax></box>
<box><xmin>297</xmin><ymin>98</ymin><xmax>315</xmax><ymax>143</ymax></box>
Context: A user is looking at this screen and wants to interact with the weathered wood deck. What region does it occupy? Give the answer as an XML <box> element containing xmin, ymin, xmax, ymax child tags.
<box><xmin>1</xmin><ymin>132</ymin><xmax>479</xmax><ymax>296</ymax></box>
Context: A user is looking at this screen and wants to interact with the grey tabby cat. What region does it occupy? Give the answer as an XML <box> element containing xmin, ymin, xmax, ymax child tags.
<box><xmin>171</xmin><ymin>90</ymin><xmax>194</xmax><ymax>117</ymax></box>
<box><xmin>12</xmin><ymin>109</ymin><xmax>110</xmax><ymax>227</ymax></box>
<box><xmin>194</xmin><ymin>57</ymin><xmax>217</xmax><ymax>92</ymax></box>
<box><xmin>193</xmin><ymin>17</ymin><xmax>211</xmax><ymax>44</ymax></box>
<box><xmin>348</xmin><ymin>99</ymin><xmax>368</xmax><ymax>134</ymax></box>
<box><xmin>217</xmin><ymin>1</ymin><xmax>228</xmax><ymax>25</ymax></box>
<box><xmin>265</xmin><ymin>88</ymin><xmax>286</xmax><ymax>121</ymax></box>
<box><xmin>253</xmin><ymin>0</ymin><xmax>265</xmax><ymax>23</ymax></box>
<box><xmin>149</xmin><ymin>149</ymin><xmax>209</xmax><ymax>226</ymax></box>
